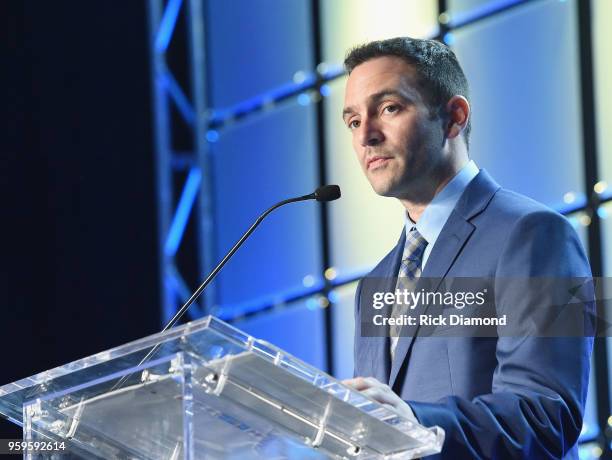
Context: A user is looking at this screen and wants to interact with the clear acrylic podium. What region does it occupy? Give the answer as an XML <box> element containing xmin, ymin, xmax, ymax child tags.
<box><xmin>0</xmin><ymin>316</ymin><xmax>444</xmax><ymax>459</ymax></box>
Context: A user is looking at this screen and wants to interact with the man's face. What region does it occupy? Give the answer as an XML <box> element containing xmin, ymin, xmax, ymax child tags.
<box><xmin>343</xmin><ymin>56</ymin><xmax>446</xmax><ymax>199</ymax></box>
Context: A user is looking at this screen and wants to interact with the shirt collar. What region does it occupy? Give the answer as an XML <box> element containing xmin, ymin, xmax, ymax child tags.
<box><xmin>405</xmin><ymin>160</ymin><xmax>479</xmax><ymax>245</ymax></box>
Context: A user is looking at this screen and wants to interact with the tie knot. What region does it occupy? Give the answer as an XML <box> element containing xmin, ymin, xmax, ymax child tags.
<box><xmin>403</xmin><ymin>228</ymin><xmax>427</xmax><ymax>261</ymax></box>
<box><xmin>398</xmin><ymin>228</ymin><xmax>427</xmax><ymax>280</ymax></box>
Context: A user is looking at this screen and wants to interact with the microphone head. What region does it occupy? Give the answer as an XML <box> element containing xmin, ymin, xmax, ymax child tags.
<box><xmin>314</xmin><ymin>185</ymin><xmax>341</xmax><ymax>202</ymax></box>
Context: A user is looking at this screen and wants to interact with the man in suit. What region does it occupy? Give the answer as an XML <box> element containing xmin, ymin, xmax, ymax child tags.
<box><xmin>342</xmin><ymin>37</ymin><xmax>594</xmax><ymax>459</ymax></box>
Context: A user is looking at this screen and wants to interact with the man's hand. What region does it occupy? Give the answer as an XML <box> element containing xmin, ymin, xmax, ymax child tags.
<box><xmin>343</xmin><ymin>376</ymin><xmax>417</xmax><ymax>422</ymax></box>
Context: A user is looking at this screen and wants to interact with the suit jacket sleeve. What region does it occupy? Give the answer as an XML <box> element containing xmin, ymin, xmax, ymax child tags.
<box><xmin>408</xmin><ymin>210</ymin><xmax>594</xmax><ymax>459</ymax></box>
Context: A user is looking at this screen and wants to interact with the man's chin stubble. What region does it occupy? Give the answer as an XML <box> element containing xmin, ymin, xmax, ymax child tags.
<box><xmin>373</xmin><ymin>176</ymin><xmax>440</xmax><ymax>204</ymax></box>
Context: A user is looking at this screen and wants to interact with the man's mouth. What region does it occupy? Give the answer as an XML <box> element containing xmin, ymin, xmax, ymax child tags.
<box><xmin>367</xmin><ymin>156</ymin><xmax>393</xmax><ymax>170</ymax></box>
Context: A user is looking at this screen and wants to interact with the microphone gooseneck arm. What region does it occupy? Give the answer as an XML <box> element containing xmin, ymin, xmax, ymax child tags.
<box><xmin>162</xmin><ymin>192</ymin><xmax>316</xmax><ymax>332</ymax></box>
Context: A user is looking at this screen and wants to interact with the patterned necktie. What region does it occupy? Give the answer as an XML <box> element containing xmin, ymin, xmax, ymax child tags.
<box><xmin>390</xmin><ymin>227</ymin><xmax>428</xmax><ymax>359</ymax></box>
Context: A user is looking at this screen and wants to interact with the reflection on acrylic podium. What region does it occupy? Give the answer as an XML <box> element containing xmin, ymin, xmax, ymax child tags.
<box><xmin>0</xmin><ymin>316</ymin><xmax>443</xmax><ymax>459</ymax></box>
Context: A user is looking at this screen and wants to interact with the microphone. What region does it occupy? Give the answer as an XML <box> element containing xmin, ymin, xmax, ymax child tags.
<box><xmin>111</xmin><ymin>185</ymin><xmax>341</xmax><ymax>390</ymax></box>
<box><xmin>314</xmin><ymin>184</ymin><xmax>341</xmax><ymax>202</ymax></box>
<box><xmin>290</xmin><ymin>184</ymin><xmax>340</xmax><ymax>202</ymax></box>
<box><xmin>162</xmin><ymin>184</ymin><xmax>341</xmax><ymax>331</ymax></box>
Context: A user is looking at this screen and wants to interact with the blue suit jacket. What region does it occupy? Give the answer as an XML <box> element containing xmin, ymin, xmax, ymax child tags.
<box><xmin>353</xmin><ymin>170</ymin><xmax>594</xmax><ymax>459</ymax></box>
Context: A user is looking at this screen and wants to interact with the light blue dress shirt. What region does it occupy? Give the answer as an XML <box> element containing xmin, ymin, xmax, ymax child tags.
<box><xmin>405</xmin><ymin>160</ymin><xmax>479</xmax><ymax>269</ymax></box>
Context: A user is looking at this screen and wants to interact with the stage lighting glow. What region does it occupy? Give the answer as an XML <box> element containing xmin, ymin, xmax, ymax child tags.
<box><xmin>293</xmin><ymin>70</ymin><xmax>307</xmax><ymax>84</ymax></box>
<box><xmin>594</xmin><ymin>181</ymin><xmax>608</xmax><ymax>194</ymax></box>
<box><xmin>297</xmin><ymin>93</ymin><xmax>311</xmax><ymax>106</ymax></box>
<box><xmin>302</xmin><ymin>274</ymin><xmax>315</xmax><ymax>287</ymax></box>
<box><xmin>579</xmin><ymin>214</ymin><xmax>592</xmax><ymax>227</ymax></box>
<box><xmin>598</xmin><ymin>207</ymin><xmax>608</xmax><ymax>219</ymax></box>
<box><xmin>318</xmin><ymin>296</ymin><xmax>330</xmax><ymax>308</ymax></box>
<box><xmin>564</xmin><ymin>192</ymin><xmax>577</xmax><ymax>204</ymax></box>
<box><xmin>206</xmin><ymin>130</ymin><xmax>219</xmax><ymax>143</ymax></box>
<box><xmin>324</xmin><ymin>267</ymin><xmax>337</xmax><ymax>281</ymax></box>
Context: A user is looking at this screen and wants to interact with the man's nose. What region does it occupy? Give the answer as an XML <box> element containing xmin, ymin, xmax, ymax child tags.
<box><xmin>359</xmin><ymin>118</ymin><xmax>384</xmax><ymax>147</ymax></box>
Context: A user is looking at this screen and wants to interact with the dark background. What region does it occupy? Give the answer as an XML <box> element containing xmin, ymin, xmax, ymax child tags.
<box><xmin>3</xmin><ymin>1</ymin><xmax>159</xmax><ymax>436</ymax></box>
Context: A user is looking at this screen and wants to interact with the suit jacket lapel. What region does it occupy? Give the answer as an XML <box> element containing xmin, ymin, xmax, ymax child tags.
<box><xmin>364</xmin><ymin>230</ymin><xmax>405</xmax><ymax>384</ymax></box>
<box><xmin>388</xmin><ymin>215</ymin><xmax>474</xmax><ymax>389</ymax></box>
<box><xmin>388</xmin><ymin>169</ymin><xmax>501</xmax><ymax>390</ymax></box>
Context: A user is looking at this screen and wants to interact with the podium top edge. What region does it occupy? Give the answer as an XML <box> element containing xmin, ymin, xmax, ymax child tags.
<box><xmin>0</xmin><ymin>315</ymin><xmax>237</xmax><ymax>399</ymax></box>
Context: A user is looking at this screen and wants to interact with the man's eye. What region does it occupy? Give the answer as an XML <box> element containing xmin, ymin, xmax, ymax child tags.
<box><xmin>384</xmin><ymin>105</ymin><xmax>399</xmax><ymax>114</ymax></box>
<box><xmin>349</xmin><ymin>120</ymin><xmax>360</xmax><ymax>129</ymax></box>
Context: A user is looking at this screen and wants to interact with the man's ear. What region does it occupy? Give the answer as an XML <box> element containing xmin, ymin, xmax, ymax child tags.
<box><xmin>445</xmin><ymin>95</ymin><xmax>470</xmax><ymax>139</ymax></box>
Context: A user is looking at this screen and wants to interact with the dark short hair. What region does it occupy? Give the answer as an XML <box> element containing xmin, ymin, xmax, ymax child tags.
<box><xmin>344</xmin><ymin>37</ymin><xmax>471</xmax><ymax>149</ymax></box>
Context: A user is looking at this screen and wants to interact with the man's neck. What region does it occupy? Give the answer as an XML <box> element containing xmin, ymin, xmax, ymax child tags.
<box><xmin>402</xmin><ymin>202</ymin><xmax>428</xmax><ymax>223</ymax></box>
<box><xmin>400</xmin><ymin>158</ymin><xmax>469</xmax><ymax>222</ymax></box>
<box><xmin>401</xmin><ymin>179</ymin><xmax>448</xmax><ymax>222</ymax></box>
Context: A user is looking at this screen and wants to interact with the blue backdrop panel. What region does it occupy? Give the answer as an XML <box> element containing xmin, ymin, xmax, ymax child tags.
<box><xmin>593</xmin><ymin>0</ymin><xmax>612</xmax><ymax>186</ymax></box>
<box><xmin>448</xmin><ymin>0</ymin><xmax>493</xmax><ymax>13</ymax></box>
<box><xmin>205</xmin><ymin>0</ymin><xmax>313</xmax><ymax>108</ymax></box>
<box><xmin>234</xmin><ymin>301</ymin><xmax>326</xmax><ymax>370</ymax></box>
<box><xmin>452</xmin><ymin>0</ymin><xmax>585</xmax><ymax>211</ymax></box>
<box><xmin>212</xmin><ymin>100</ymin><xmax>322</xmax><ymax>316</ymax></box>
<box><xmin>447</xmin><ymin>0</ymin><xmax>518</xmax><ymax>23</ymax></box>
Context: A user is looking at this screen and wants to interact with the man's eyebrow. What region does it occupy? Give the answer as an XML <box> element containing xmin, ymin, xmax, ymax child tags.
<box><xmin>369</xmin><ymin>89</ymin><xmax>412</xmax><ymax>104</ymax></box>
<box><xmin>342</xmin><ymin>89</ymin><xmax>413</xmax><ymax>121</ymax></box>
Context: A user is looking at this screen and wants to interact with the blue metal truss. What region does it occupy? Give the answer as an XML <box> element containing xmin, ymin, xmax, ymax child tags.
<box><xmin>148</xmin><ymin>0</ymin><xmax>213</xmax><ymax>325</ymax></box>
